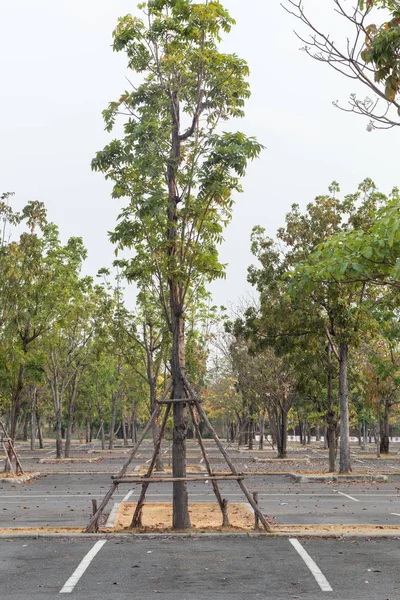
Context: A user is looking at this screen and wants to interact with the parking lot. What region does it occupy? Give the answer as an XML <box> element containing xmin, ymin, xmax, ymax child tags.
<box><xmin>1</xmin><ymin>536</ymin><xmax>399</xmax><ymax>599</ymax></box>
<box><xmin>2</xmin><ymin>441</ymin><xmax>400</xmax><ymax>598</ymax></box>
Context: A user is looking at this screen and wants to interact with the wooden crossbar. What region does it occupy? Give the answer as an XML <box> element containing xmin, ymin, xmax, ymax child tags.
<box><xmin>114</xmin><ymin>475</ymin><xmax>244</xmax><ymax>484</ymax></box>
<box><xmin>157</xmin><ymin>398</ymin><xmax>202</xmax><ymax>404</ymax></box>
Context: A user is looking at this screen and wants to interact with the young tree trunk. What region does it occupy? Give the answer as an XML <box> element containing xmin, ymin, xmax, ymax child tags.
<box><xmin>298</xmin><ymin>417</ymin><xmax>303</xmax><ymax>445</ymax></box>
<box><xmin>380</xmin><ymin>398</ymin><xmax>390</xmax><ymax>454</ymax></box>
<box><xmin>131</xmin><ymin>400</ymin><xmax>137</xmax><ymax>444</ymax></box>
<box><xmin>122</xmin><ymin>412</ymin><xmax>128</xmax><ymax>447</ymax></box>
<box><xmin>65</xmin><ymin>370</ymin><xmax>79</xmax><ymax>458</ymax></box>
<box><xmin>10</xmin><ymin>363</ymin><xmax>25</xmax><ymax>440</ymax></box>
<box><xmin>339</xmin><ymin>341</ymin><xmax>351</xmax><ymax>473</ymax></box>
<box><xmin>326</xmin><ymin>344</ymin><xmax>337</xmax><ymax>473</ymax></box>
<box><xmin>277</xmin><ymin>406</ymin><xmax>288</xmax><ymax>458</ymax></box>
<box><xmin>248</xmin><ymin>419</ymin><xmax>253</xmax><ymax>450</ymax></box>
<box><xmin>109</xmin><ymin>392</ymin><xmax>117</xmax><ymax>450</ymax></box>
<box><xmin>259</xmin><ymin>416</ymin><xmax>265</xmax><ymax>450</ymax></box>
<box><xmin>30</xmin><ymin>387</ymin><xmax>37</xmax><ymax>451</ymax></box>
<box><xmin>22</xmin><ymin>413</ymin><xmax>28</xmax><ymax>442</ymax></box>
<box><xmin>55</xmin><ymin>407</ymin><xmax>63</xmax><ymax>459</ymax></box>
<box><xmin>97</xmin><ymin>402</ymin><xmax>105</xmax><ymax>450</ymax></box>
<box><xmin>36</xmin><ymin>411</ymin><xmax>43</xmax><ymax>449</ymax></box>
<box><xmin>149</xmin><ymin>377</ymin><xmax>164</xmax><ymax>471</ymax></box>
<box><xmin>170</xmin><ymin>305</ymin><xmax>191</xmax><ymax>530</ymax></box>
<box><xmin>86</xmin><ymin>397</ymin><xmax>91</xmax><ymax>444</ymax></box>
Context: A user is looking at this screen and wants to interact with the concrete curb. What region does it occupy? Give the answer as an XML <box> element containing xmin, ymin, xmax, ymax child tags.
<box><xmin>1</xmin><ymin>530</ymin><xmax>400</xmax><ymax>540</ymax></box>
<box><xmin>0</xmin><ymin>472</ymin><xmax>41</xmax><ymax>484</ymax></box>
<box><xmin>289</xmin><ymin>473</ymin><xmax>389</xmax><ymax>483</ymax></box>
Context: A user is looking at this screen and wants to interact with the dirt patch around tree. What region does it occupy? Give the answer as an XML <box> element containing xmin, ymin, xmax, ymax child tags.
<box><xmin>114</xmin><ymin>502</ymin><xmax>255</xmax><ymax>532</ymax></box>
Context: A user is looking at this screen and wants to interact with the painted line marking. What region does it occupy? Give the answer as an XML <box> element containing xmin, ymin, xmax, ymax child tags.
<box><xmin>0</xmin><ymin>494</ymin><xmax>127</xmax><ymax>499</ymax></box>
<box><xmin>123</xmin><ymin>489</ymin><xmax>134</xmax><ymax>502</ymax></box>
<box><xmin>390</xmin><ymin>513</ymin><xmax>400</xmax><ymax>516</ymax></box>
<box><xmin>337</xmin><ymin>491</ymin><xmax>359</xmax><ymax>502</ymax></box>
<box><xmin>105</xmin><ymin>503</ymin><xmax>121</xmax><ymax>528</ymax></box>
<box><xmin>60</xmin><ymin>540</ymin><xmax>107</xmax><ymax>593</ymax></box>
<box><xmin>289</xmin><ymin>539</ymin><xmax>333</xmax><ymax>592</ymax></box>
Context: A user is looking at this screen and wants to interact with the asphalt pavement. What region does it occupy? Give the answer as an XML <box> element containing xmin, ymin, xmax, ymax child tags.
<box><xmin>2</xmin><ymin>471</ymin><xmax>400</xmax><ymax>529</ymax></box>
<box><xmin>1</xmin><ymin>536</ymin><xmax>399</xmax><ymax>599</ymax></box>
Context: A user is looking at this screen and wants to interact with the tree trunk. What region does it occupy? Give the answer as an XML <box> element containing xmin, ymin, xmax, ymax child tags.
<box><xmin>131</xmin><ymin>400</ymin><xmax>137</xmax><ymax>444</ymax></box>
<box><xmin>149</xmin><ymin>377</ymin><xmax>164</xmax><ymax>471</ymax></box>
<box><xmin>86</xmin><ymin>397</ymin><xmax>91</xmax><ymax>444</ymax></box>
<box><xmin>30</xmin><ymin>387</ymin><xmax>37</xmax><ymax>451</ymax></box>
<box><xmin>259</xmin><ymin>416</ymin><xmax>265</xmax><ymax>450</ymax></box>
<box><xmin>376</xmin><ymin>418</ymin><xmax>381</xmax><ymax>458</ymax></box>
<box><xmin>97</xmin><ymin>401</ymin><xmax>105</xmax><ymax>450</ymax></box>
<box><xmin>65</xmin><ymin>370</ymin><xmax>79</xmax><ymax>458</ymax></box>
<box><xmin>277</xmin><ymin>407</ymin><xmax>288</xmax><ymax>458</ymax></box>
<box><xmin>380</xmin><ymin>399</ymin><xmax>390</xmax><ymax>454</ymax></box>
<box><xmin>170</xmin><ymin>306</ymin><xmax>191</xmax><ymax>529</ymax></box>
<box><xmin>339</xmin><ymin>341</ymin><xmax>351</xmax><ymax>473</ymax></box>
<box><xmin>298</xmin><ymin>417</ymin><xmax>303</xmax><ymax>445</ymax></box>
<box><xmin>109</xmin><ymin>392</ymin><xmax>117</xmax><ymax>450</ymax></box>
<box><xmin>248</xmin><ymin>419</ymin><xmax>253</xmax><ymax>450</ymax></box>
<box><xmin>36</xmin><ymin>411</ymin><xmax>43</xmax><ymax>449</ymax></box>
<box><xmin>122</xmin><ymin>413</ymin><xmax>128</xmax><ymax>447</ymax></box>
<box><xmin>10</xmin><ymin>363</ymin><xmax>25</xmax><ymax>440</ymax></box>
<box><xmin>326</xmin><ymin>344</ymin><xmax>337</xmax><ymax>473</ymax></box>
<box><xmin>55</xmin><ymin>407</ymin><xmax>63</xmax><ymax>459</ymax></box>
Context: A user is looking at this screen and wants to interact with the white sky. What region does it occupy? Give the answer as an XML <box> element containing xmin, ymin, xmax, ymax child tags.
<box><xmin>0</xmin><ymin>1</ymin><xmax>398</xmax><ymax>310</ymax></box>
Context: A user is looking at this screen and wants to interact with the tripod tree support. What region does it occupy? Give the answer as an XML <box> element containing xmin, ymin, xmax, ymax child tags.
<box><xmin>85</xmin><ymin>383</ymin><xmax>172</xmax><ymax>533</ymax></box>
<box><xmin>0</xmin><ymin>419</ymin><xmax>24</xmax><ymax>475</ymax></box>
<box><xmin>86</xmin><ymin>378</ymin><xmax>271</xmax><ymax>533</ymax></box>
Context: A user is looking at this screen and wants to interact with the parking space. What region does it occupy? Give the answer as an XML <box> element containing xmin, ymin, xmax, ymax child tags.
<box><xmin>1</xmin><ymin>536</ymin><xmax>400</xmax><ymax>599</ymax></box>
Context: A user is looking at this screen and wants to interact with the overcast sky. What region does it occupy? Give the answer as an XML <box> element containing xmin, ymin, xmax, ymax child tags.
<box><xmin>0</xmin><ymin>1</ymin><xmax>398</xmax><ymax>310</ymax></box>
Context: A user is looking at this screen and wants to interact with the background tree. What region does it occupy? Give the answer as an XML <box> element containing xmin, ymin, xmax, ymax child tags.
<box><xmin>283</xmin><ymin>0</ymin><xmax>400</xmax><ymax>129</ymax></box>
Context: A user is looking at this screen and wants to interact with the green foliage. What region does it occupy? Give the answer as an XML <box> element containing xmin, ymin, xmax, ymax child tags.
<box><xmin>93</xmin><ymin>0</ymin><xmax>263</xmax><ymax>310</ymax></box>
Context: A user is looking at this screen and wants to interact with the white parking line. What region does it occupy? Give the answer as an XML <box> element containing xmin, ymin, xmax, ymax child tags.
<box><xmin>123</xmin><ymin>489</ymin><xmax>134</xmax><ymax>502</ymax></box>
<box><xmin>390</xmin><ymin>513</ymin><xmax>400</xmax><ymax>516</ymax></box>
<box><xmin>289</xmin><ymin>539</ymin><xmax>333</xmax><ymax>592</ymax></box>
<box><xmin>105</xmin><ymin>503</ymin><xmax>121</xmax><ymax>528</ymax></box>
<box><xmin>337</xmin><ymin>491</ymin><xmax>359</xmax><ymax>502</ymax></box>
<box><xmin>60</xmin><ymin>540</ymin><xmax>107</xmax><ymax>593</ymax></box>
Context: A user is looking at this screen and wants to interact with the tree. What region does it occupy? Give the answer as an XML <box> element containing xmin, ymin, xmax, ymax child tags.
<box><xmin>93</xmin><ymin>0</ymin><xmax>262</xmax><ymax>528</ymax></box>
<box><xmin>0</xmin><ymin>201</ymin><xmax>88</xmax><ymax>441</ymax></box>
<box><xmin>283</xmin><ymin>0</ymin><xmax>400</xmax><ymax>129</ymax></box>
<box><xmin>245</xmin><ymin>180</ymin><xmax>384</xmax><ymax>472</ymax></box>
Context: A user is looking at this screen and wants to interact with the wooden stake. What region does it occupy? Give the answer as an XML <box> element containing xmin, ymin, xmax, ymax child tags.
<box><xmin>85</xmin><ymin>383</ymin><xmax>172</xmax><ymax>533</ymax></box>
<box><xmin>182</xmin><ymin>374</ymin><xmax>271</xmax><ymax>532</ymax></box>
<box><xmin>130</xmin><ymin>404</ymin><xmax>171</xmax><ymax>528</ymax></box>
<box><xmin>188</xmin><ymin>402</ymin><xmax>227</xmax><ymax>521</ymax></box>
<box><xmin>0</xmin><ymin>419</ymin><xmax>24</xmax><ymax>475</ymax></box>
<box><xmin>115</xmin><ymin>475</ymin><xmax>244</xmax><ymax>484</ymax></box>
<box><xmin>91</xmin><ymin>499</ymin><xmax>98</xmax><ymax>517</ymax></box>
<box><xmin>253</xmin><ymin>492</ymin><xmax>259</xmax><ymax>530</ymax></box>
<box><xmin>222</xmin><ymin>499</ymin><xmax>229</xmax><ymax>528</ymax></box>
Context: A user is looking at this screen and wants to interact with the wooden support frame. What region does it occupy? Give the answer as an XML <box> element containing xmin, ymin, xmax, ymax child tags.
<box><xmin>0</xmin><ymin>420</ymin><xmax>24</xmax><ymax>475</ymax></box>
<box><xmin>85</xmin><ymin>375</ymin><xmax>272</xmax><ymax>533</ymax></box>
<box><xmin>130</xmin><ymin>403</ymin><xmax>172</xmax><ymax>527</ymax></box>
<box><xmin>114</xmin><ymin>476</ymin><xmax>244</xmax><ymax>484</ymax></box>
<box><xmin>85</xmin><ymin>382</ymin><xmax>172</xmax><ymax>533</ymax></box>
